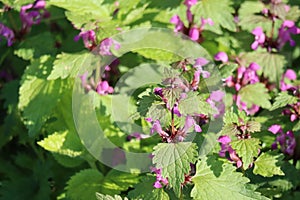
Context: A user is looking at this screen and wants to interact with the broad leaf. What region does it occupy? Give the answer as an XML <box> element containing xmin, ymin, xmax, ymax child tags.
<box><xmin>254</xmin><ymin>152</ymin><xmax>284</xmax><ymax>177</ymax></box>
<box><xmin>153</xmin><ymin>142</ymin><xmax>198</xmax><ymax>197</ymax></box>
<box><xmin>231</xmin><ymin>138</ymin><xmax>261</xmax><ymax>169</ymax></box>
<box><xmin>96</xmin><ymin>193</ymin><xmax>128</xmax><ymax>200</ymax></box>
<box><xmin>66</xmin><ymin>169</ymin><xmax>104</xmax><ymax>200</ymax></box>
<box><xmin>128</xmin><ymin>176</ymin><xmax>170</xmax><ymax>200</ymax></box>
<box><xmin>178</xmin><ymin>92</ymin><xmax>213</xmax><ymax>116</ymax></box>
<box><xmin>47</xmin><ymin>52</ymin><xmax>94</xmax><ymax>80</ymax></box>
<box><xmin>242</xmin><ymin>52</ymin><xmax>286</xmax><ymax>83</ymax></box>
<box><xmin>192</xmin><ymin>0</ymin><xmax>236</xmax><ymax>33</ymax></box>
<box><xmin>239</xmin><ymin>83</ymin><xmax>271</xmax><ymax>109</ymax></box>
<box><xmin>191</xmin><ymin>156</ymin><xmax>268</xmax><ymax>200</ymax></box>
<box><xmin>18</xmin><ymin>56</ymin><xmax>66</xmax><ymax>136</ymax></box>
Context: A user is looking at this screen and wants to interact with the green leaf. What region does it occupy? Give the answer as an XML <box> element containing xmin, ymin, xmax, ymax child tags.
<box><xmin>37</xmin><ymin>131</ymin><xmax>68</xmax><ymax>152</ymax></box>
<box><xmin>238</xmin><ymin>1</ymin><xmax>271</xmax><ymax>32</ymax></box>
<box><xmin>133</xmin><ymin>48</ymin><xmax>182</xmax><ymax>62</ymax></box>
<box><xmin>128</xmin><ymin>176</ymin><xmax>170</xmax><ymax>200</ymax></box>
<box><xmin>47</xmin><ymin>52</ymin><xmax>94</xmax><ymax>80</ymax></box>
<box><xmin>285</xmin><ymin>6</ymin><xmax>300</xmax><ymax>21</ymax></box>
<box><xmin>247</xmin><ymin>121</ymin><xmax>261</xmax><ymax>133</ymax></box>
<box><xmin>238</xmin><ymin>1</ymin><xmax>265</xmax><ymax>23</ymax></box>
<box><xmin>66</xmin><ymin>169</ymin><xmax>104</xmax><ymax>200</ymax></box>
<box><xmin>293</xmin><ymin>120</ymin><xmax>300</xmax><ymax>131</ymax></box>
<box><xmin>231</xmin><ymin>138</ymin><xmax>261</xmax><ymax>169</ymax></box>
<box><xmin>14</xmin><ymin>32</ymin><xmax>56</xmax><ymax>60</ymax></box>
<box><xmin>49</xmin><ymin>0</ymin><xmax>110</xmax><ymax>19</ymax></box>
<box><xmin>178</xmin><ymin>92</ymin><xmax>213</xmax><ymax>116</ymax></box>
<box><xmin>153</xmin><ymin>142</ymin><xmax>198</xmax><ymax>197</ymax></box>
<box><xmin>146</xmin><ymin>102</ymin><xmax>170</xmax><ymax>126</ymax></box>
<box><xmin>219</xmin><ymin>63</ymin><xmax>239</xmax><ymax>79</ymax></box>
<box><xmin>239</xmin><ymin>83</ymin><xmax>271</xmax><ymax>109</ymax></box>
<box><xmin>242</xmin><ymin>52</ymin><xmax>286</xmax><ymax>83</ymax></box>
<box><xmin>254</xmin><ymin>152</ymin><xmax>284</xmax><ymax>177</ymax></box>
<box><xmin>191</xmin><ymin>156</ymin><xmax>268</xmax><ymax>200</ymax></box>
<box><xmin>18</xmin><ymin>56</ymin><xmax>66</xmax><ymax>136</ymax></box>
<box><xmin>192</xmin><ymin>0</ymin><xmax>236</xmax><ymax>33</ymax></box>
<box><xmin>96</xmin><ymin>193</ymin><xmax>128</xmax><ymax>200</ymax></box>
<box><xmin>137</xmin><ymin>94</ymin><xmax>157</xmax><ymax>117</ymax></box>
<box><xmin>100</xmin><ymin>169</ymin><xmax>140</xmax><ymax>195</ymax></box>
<box><xmin>270</xmin><ymin>92</ymin><xmax>298</xmax><ymax>111</ymax></box>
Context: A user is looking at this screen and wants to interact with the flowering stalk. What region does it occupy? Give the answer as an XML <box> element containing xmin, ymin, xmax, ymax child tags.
<box><xmin>170</xmin><ymin>0</ymin><xmax>213</xmax><ymax>42</ymax></box>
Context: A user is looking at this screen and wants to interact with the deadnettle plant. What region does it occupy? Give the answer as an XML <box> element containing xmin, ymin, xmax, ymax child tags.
<box><xmin>251</xmin><ymin>0</ymin><xmax>300</xmax><ymax>52</ymax></box>
<box><xmin>217</xmin><ymin>52</ymin><xmax>261</xmax><ymax>115</ymax></box>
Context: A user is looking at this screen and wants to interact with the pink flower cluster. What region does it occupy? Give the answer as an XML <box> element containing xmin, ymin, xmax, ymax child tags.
<box><xmin>268</xmin><ymin>125</ymin><xmax>296</xmax><ymax>156</ymax></box>
<box><xmin>170</xmin><ymin>0</ymin><xmax>213</xmax><ymax>42</ymax></box>
<box><xmin>216</xmin><ymin>51</ymin><xmax>262</xmax><ymax>115</ymax></box>
<box><xmin>74</xmin><ymin>30</ymin><xmax>96</xmax><ymax>50</ymax></box>
<box><xmin>251</xmin><ymin>21</ymin><xmax>300</xmax><ymax>51</ymax></box>
<box><xmin>151</xmin><ymin>167</ymin><xmax>168</xmax><ymax>188</ymax></box>
<box><xmin>0</xmin><ymin>23</ymin><xmax>14</xmax><ymax>46</ymax></box>
<box><xmin>80</xmin><ymin>72</ymin><xmax>114</xmax><ymax>95</ymax></box>
<box><xmin>20</xmin><ymin>0</ymin><xmax>50</xmax><ymax>33</ymax></box>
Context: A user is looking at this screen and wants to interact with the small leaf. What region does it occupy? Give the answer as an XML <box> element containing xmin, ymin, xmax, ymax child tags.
<box><xmin>247</xmin><ymin>121</ymin><xmax>261</xmax><ymax>133</ymax></box>
<box><xmin>96</xmin><ymin>193</ymin><xmax>128</xmax><ymax>200</ymax></box>
<box><xmin>37</xmin><ymin>131</ymin><xmax>67</xmax><ymax>152</ymax></box>
<box><xmin>179</xmin><ymin>92</ymin><xmax>213</xmax><ymax>116</ymax></box>
<box><xmin>219</xmin><ymin>63</ymin><xmax>239</xmax><ymax>79</ymax></box>
<box><xmin>239</xmin><ymin>83</ymin><xmax>271</xmax><ymax>109</ymax></box>
<box><xmin>128</xmin><ymin>176</ymin><xmax>170</xmax><ymax>200</ymax></box>
<box><xmin>270</xmin><ymin>92</ymin><xmax>298</xmax><ymax>111</ymax></box>
<box><xmin>254</xmin><ymin>152</ymin><xmax>284</xmax><ymax>177</ymax></box>
<box><xmin>153</xmin><ymin>142</ymin><xmax>198</xmax><ymax>197</ymax></box>
<box><xmin>293</xmin><ymin>120</ymin><xmax>300</xmax><ymax>132</ymax></box>
<box><xmin>66</xmin><ymin>169</ymin><xmax>104</xmax><ymax>200</ymax></box>
<box><xmin>231</xmin><ymin>138</ymin><xmax>261</xmax><ymax>169</ymax></box>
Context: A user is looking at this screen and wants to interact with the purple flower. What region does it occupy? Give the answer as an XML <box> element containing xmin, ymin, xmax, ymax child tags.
<box><xmin>235</xmin><ymin>94</ymin><xmax>260</xmax><ymax>115</ymax></box>
<box><xmin>268</xmin><ymin>124</ymin><xmax>282</xmax><ymax>134</ymax></box>
<box><xmin>170</xmin><ymin>15</ymin><xmax>185</xmax><ymax>33</ymax></box>
<box><xmin>277</xmin><ymin>20</ymin><xmax>300</xmax><ymax>49</ymax></box>
<box><xmin>0</xmin><ymin>23</ymin><xmax>14</xmax><ymax>46</ymax></box>
<box><xmin>126</xmin><ymin>132</ymin><xmax>150</xmax><ymax>141</ymax></box>
<box><xmin>184</xmin><ymin>0</ymin><xmax>198</xmax><ymax>8</ymax></box>
<box><xmin>214</xmin><ymin>52</ymin><xmax>228</xmax><ymax>63</ymax></box>
<box><xmin>225</xmin><ymin>63</ymin><xmax>260</xmax><ymax>93</ymax></box>
<box><xmin>99</xmin><ymin>38</ymin><xmax>120</xmax><ymax>55</ymax></box>
<box><xmin>189</xmin><ymin>26</ymin><xmax>199</xmax><ymax>41</ymax></box>
<box><xmin>151</xmin><ymin>167</ymin><xmax>168</xmax><ymax>188</ymax></box>
<box><xmin>74</xmin><ymin>30</ymin><xmax>96</xmax><ymax>49</ymax></box>
<box><xmin>96</xmin><ymin>80</ymin><xmax>114</xmax><ymax>95</ymax></box>
<box><xmin>218</xmin><ymin>135</ymin><xmax>243</xmax><ymax>168</ymax></box>
<box><xmin>200</xmin><ymin>17</ymin><xmax>214</xmax><ymax>28</ymax></box>
<box><xmin>150</xmin><ymin>120</ymin><xmax>169</xmax><ymax>138</ymax></box>
<box><xmin>280</xmin><ymin>69</ymin><xmax>297</xmax><ymax>91</ymax></box>
<box><xmin>20</xmin><ymin>0</ymin><xmax>49</xmax><ymax>32</ymax></box>
<box><xmin>251</xmin><ymin>27</ymin><xmax>266</xmax><ymax>50</ymax></box>
<box><xmin>268</xmin><ymin>125</ymin><xmax>296</xmax><ymax>156</ymax></box>
<box><xmin>181</xmin><ymin>115</ymin><xmax>202</xmax><ymax>134</ymax></box>
<box><xmin>207</xmin><ymin>90</ymin><xmax>225</xmax><ymax>118</ymax></box>
<box><xmin>184</xmin><ymin>0</ymin><xmax>198</xmax><ymax>23</ymax></box>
